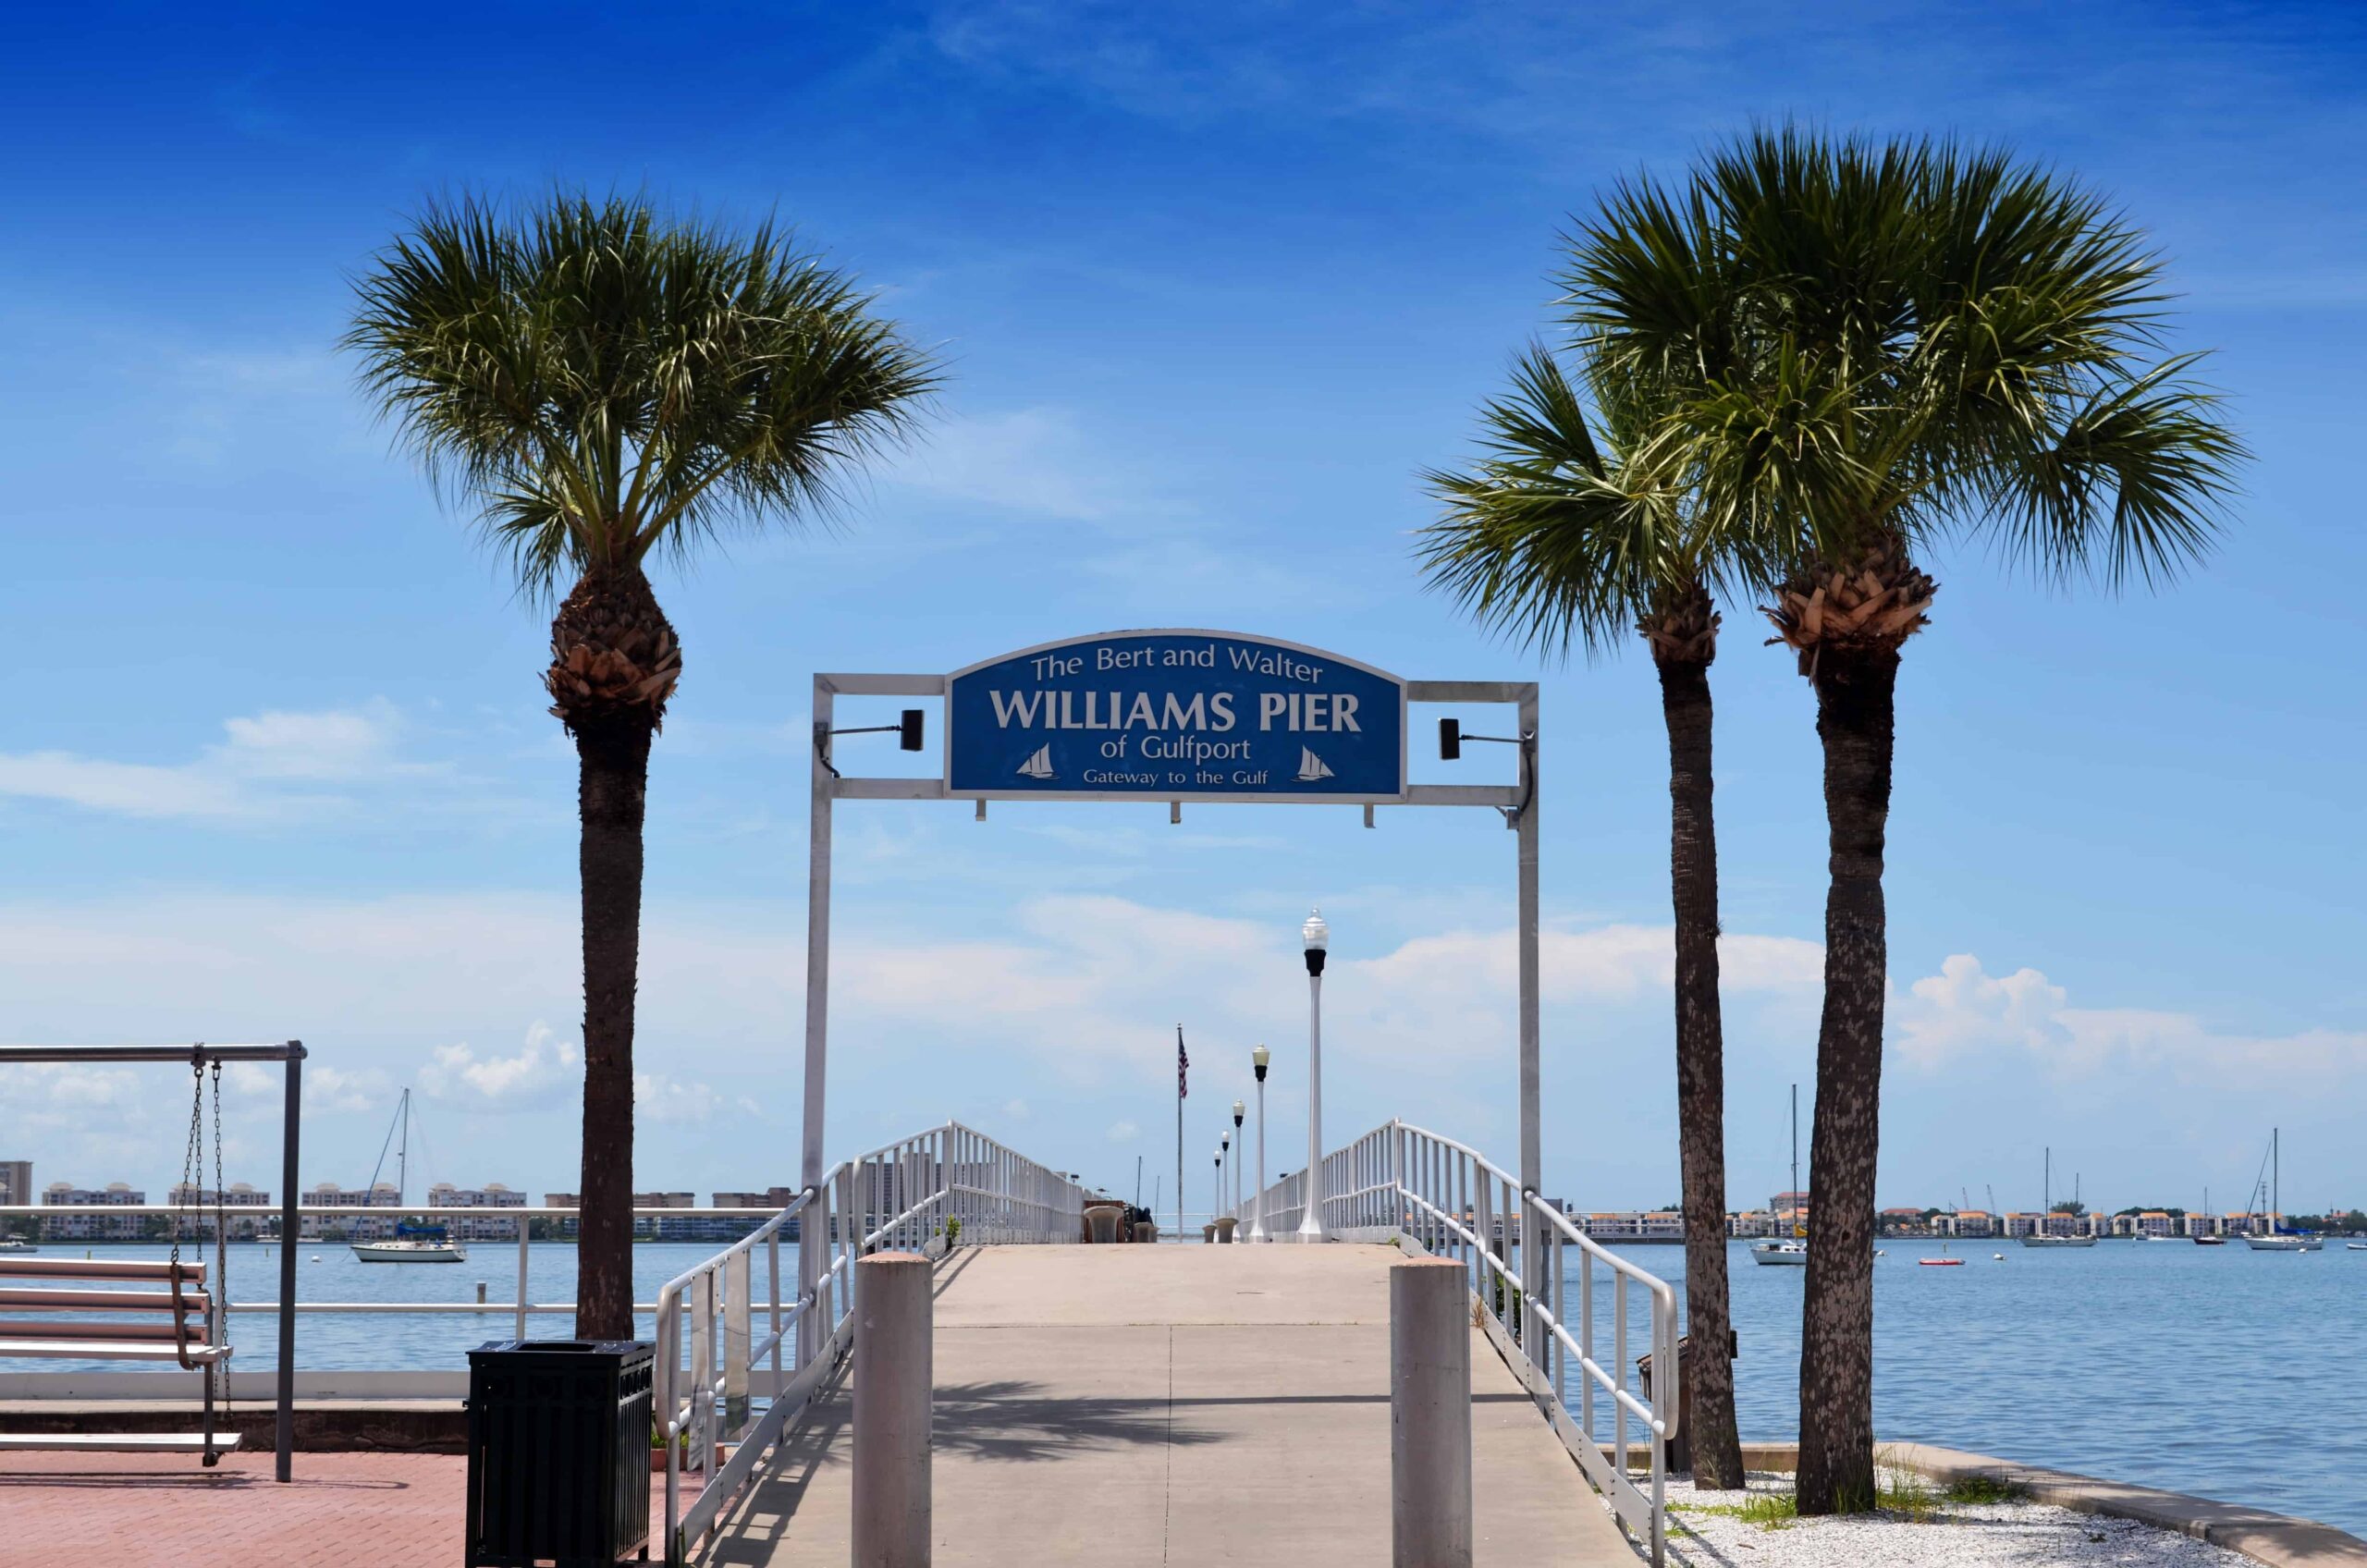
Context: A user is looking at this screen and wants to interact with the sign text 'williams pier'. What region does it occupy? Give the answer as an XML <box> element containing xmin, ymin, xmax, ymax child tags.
<box><xmin>946</xmin><ymin>631</ymin><xmax>1406</xmax><ymax>802</ymax></box>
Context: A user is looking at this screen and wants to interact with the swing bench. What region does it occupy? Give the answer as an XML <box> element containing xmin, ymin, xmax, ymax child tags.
<box><xmin>0</xmin><ymin>1256</ymin><xmax>238</xmax><ymax>1458</ymax></box>
<box><xmin>0</xmin><ymin>1050</ymin><xmax>249</xmax><ymax>1464</ymax></box>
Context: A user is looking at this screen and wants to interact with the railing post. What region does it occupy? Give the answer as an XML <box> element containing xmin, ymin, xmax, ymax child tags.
<box><xmin>693</xmin><ymin>1270</ymin><xmax>717</xmax><ymax>1478</ymax></box>
<box><xmin>515</xmin><ymin>1223</ymin><xmax>530</xmax><ymax>1343</ymax></box>
<box><xmin>852</xmin><ymin>1252</ymin><xmax>933</xmax><ymax>1567</ymax></box>
<box><xmin>1391</xmin><ymin>1257</ymin><xmax>1473</xmax><ymax>1568</ymax></box>
<box><xmin>767</xmin><ymin>1227</ymin><xmax>784</xmax><ymax>1390</ymax></box>
<box><xmin>723</xmin><ymin>1247</ymin><xmax>752</xmax><ymax>1439</ymax></box>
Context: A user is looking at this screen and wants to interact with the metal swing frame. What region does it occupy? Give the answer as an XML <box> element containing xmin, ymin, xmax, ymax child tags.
<box><xmin>0</xmin><ymin>1041</ymin><xmax>304</xmax><ymax>1481</ymax></box>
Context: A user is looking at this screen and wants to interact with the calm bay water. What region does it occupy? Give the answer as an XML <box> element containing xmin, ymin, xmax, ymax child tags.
<box><xmin>1606</xmin><ymin>1238</ymin><xmax>2367</xmax><ymax>1536</ymax></box>
<box><xmin>40</xmin><ymin>1237</ymin><xmax>2367</xmax><ymax>1535</ymax></box>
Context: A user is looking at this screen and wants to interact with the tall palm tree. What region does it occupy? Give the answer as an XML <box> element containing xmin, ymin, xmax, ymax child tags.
<box><xmin>346</xmin><ymin>192</ymin><xmax>938</xmax><ymax>1338</ymax></box>
<box><xmin>1419</xmin><ymin>345</ymin><xmax>1755</xmax><ymax>1488</ymax></box>
<box><xmin>1576</xmin><ymin>128</ymin><xmax>2244</xmax><ymax>1512</ymax></box>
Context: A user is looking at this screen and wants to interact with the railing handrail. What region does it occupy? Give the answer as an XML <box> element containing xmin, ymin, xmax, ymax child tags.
<box><xmin>650</xmin><ymin>1118</ymin><xmax>1087</xmax><ymax>1565</ymax></box>
<box><xmin>1237</xmin><ymin>1116</ymin><xmax>1678</xmax><ymax>1565</ymax></box>
<box><xmin>0</xmin><ymin>1204</ymin><xmax>800</xmax><ymax>1219</ymax></box>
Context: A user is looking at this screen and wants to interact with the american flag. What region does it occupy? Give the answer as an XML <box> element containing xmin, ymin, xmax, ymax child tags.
<box><xmin>1176</xmin><ymin>1024</ymin><xmax>1188</xmax><ymax>1099</ymax></box>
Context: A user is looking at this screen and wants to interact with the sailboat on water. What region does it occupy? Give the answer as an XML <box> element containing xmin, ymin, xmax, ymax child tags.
<box><xmin>2244</xmin><ymin>1129</ymin><xmax>2322</xmax><ymax>1251</ymax></box>
<box><xmin>2021</xmin><ymin>1148</ymin><xmax>2096</xmax><ymax>1248</ymax></box>
<box><xmin>1751</xmin><ymin>1084</ymin><xmax>1809</xmax><ymax>1267</ymax></box>
<box><xmin>351</xmin><ymin>1088</ymin><xmax>466</xmax><ymax>1263</ymax></box>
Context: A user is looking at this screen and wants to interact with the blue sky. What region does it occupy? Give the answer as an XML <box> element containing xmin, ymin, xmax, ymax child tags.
<box><xmin>3</xmin><ymin>2</ymin><xmax>2362</xmax><ymax>1219</ymax></box>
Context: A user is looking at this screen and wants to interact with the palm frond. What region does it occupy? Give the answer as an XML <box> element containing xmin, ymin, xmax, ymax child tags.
<box><xmin>343</xmin><ymin>190</ymin><xmax>941</xmax><ymax>601</ymax></box>
<box><xmin>1417</xmin><ymin>345</ymin><xmax>1711</xmax><ymax>660</ymax></box>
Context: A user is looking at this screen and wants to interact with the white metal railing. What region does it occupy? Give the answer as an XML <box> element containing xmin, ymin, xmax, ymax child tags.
<box><xmin>1241</xmin><ymin>1119</ymin><xmax>1679</xmax><ymax>1564</ymax></box>
<box><xmin>653</xmin><ymin>1121</ymin><xmax>1084</xmax><ymax>1564</ymax></box>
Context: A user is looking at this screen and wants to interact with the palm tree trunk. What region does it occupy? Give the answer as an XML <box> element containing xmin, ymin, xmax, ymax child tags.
<box><xmin>572</xmin><ymin>708</ymin><xmax>651</xmax><ymax>1341</ymax></box>
<box><xmin>1794</xmin><ymin>645</ymin><xmax>1899</xmax><ymax>1514</ymax></box>
<box><xmin>1656</xmin><ymin>645</ymin><xmax>1746</xmax><ymax>1488</ymax></box>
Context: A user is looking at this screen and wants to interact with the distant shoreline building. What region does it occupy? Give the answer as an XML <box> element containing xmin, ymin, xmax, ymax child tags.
<box><xmin>166</xmin><ymin>1182</ymin><xmax>273</xmax><ymax>1240</ymax></box>
<box><xmin>41</xmin><ymin>1181</ymin><xmax>146</xmax><ymax>1241</ymax></box>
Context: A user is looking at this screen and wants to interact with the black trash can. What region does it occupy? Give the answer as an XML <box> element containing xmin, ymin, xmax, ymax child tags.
<box><xmin>465</xmin><ymin>1340</ymin><xmax>654</xmax><ymax>1567</ymax></box>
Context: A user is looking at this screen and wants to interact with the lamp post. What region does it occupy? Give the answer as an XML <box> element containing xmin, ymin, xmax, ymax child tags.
<box><xmin>1249</xmin><ymin>1047</ymin><xmax>1269</xmax><ymax>1241</ymax></box>
<box><xmin>1296</xmin><ymin>908</ymin><xmax>1329</xmax><ymax>1242</ymax></box>
<box><xmin>1220</xmin><ymin>1130</ymin><xmax>1233</xmax><ymax>1227</ymax></box>
<box><xmin>1231</xmin><ymin>1099</ymin><xmax>1245</xmax><ymax>1225</ymax></box>
<box><xmin>1212</xmin><ymin>1148</ymin><xmax>1223</xmax><ymax>1241</ymax></box>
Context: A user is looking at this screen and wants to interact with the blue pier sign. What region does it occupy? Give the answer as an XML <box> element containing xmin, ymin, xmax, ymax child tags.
<box><xmin>947</xmin><ymin>631</ymin><xmax>1407</xmax><ymax>802</ymax></box>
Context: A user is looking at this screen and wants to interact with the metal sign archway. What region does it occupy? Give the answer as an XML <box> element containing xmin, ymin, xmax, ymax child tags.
<box><xmin>796</xmin><ymin>629</ymin><xmax>1542</xmax><ymax>1367</ymax></box>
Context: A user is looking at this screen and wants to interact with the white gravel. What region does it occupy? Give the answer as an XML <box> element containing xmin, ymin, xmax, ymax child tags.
<box><xmin>1652</xmin><ymin>1470</ymin><xmax>2258</xmax><ymax>1568</ymax></box>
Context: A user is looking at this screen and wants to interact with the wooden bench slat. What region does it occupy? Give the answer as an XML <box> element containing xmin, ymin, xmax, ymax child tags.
<box><xmin>0</xmin><ymin>1258</ymin><xmax>205</xmax><ymax>1282</ymax></box>
<box><xmin>0</xmin><ymin>1340</ymin><xmax>230</xmax><ymax>1362</ymax></box>
<box><xmin>0</xmin><ymin>1319</ymin><xmax>195</xmax><ymax>1342</ymax></box>
<box><xmin>0</xmin><ymin>1432</ymin><xmax>240</xmax><ymax>1452</ymax></box>
<box><xmin>0</xmin><ymin>1287</ymin><xmax>211</xmax><ymax>1312</ymax></box>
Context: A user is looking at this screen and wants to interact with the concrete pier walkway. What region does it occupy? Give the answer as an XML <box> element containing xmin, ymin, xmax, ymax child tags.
<box><xmin>693</xmin><ymin>1242</ymin><xmax>1637</xmax><ymax>1566</ymax></box>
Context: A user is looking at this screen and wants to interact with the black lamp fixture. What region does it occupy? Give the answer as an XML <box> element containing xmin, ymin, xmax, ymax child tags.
<box><xmin>815</xmin><ymin>708</ymin><xmax>926</xmax><ymax>777</ymax></box>
<box><xmin>1252</xmin><ymin>1044</ymin><xmax>1269</xmax><ymax>1082</ymax></box>
<box><xmin>1302</xmin><ymin>908</ymin><xmax>1329</xmax><ymax>977</ymax></box>
<box><xmin>1438</xmin><ymin>717</ymin><xmax>1535</xmax><ymax>826</ymax></box>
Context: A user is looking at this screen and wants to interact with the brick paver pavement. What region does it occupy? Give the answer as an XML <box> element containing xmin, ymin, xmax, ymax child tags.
<box><xmin>0</xmin><ymin>1450</ymin><xmax>667</xmax><ymax>1568</ymax></box>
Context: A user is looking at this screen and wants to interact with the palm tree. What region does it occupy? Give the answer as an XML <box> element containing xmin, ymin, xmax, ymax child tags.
<box><xmin>1419</xmin><ymin>345</ymin><xmax>1754</xmax><ymax>1488</ymax></box>
<box><xmin>1576</xmin><ymin>128</ymin><xmax>2244</xmax><ymax>1512</ymax></box>
<box><xmin>346</xmin><ymin>192</ymin><xmax>938</xmax><ymax>1338</ymax></box>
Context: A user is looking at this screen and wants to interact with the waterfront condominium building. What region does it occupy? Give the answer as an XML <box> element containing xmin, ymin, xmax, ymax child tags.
<box><xmin>0</xmin><ymin>1159</ymin><xmax>31</xmax><ymax>1207</ymax></box>
<box><xmin>300</xmin><ymin>1182</ymin><xmax>403</xmax><ymax>1240</ymax></box>
<box><xmin>1937</xmin><ymin>1210</ymin><xmax>1994</xmax><ymax>1237</ymax></box>
<box><xmin>424</xmin><ymin>1182</ymin><xmax>528</xmax><ymax>1241</ymax></box>
<box><xmin>1576</xmin><ymin>1210</ymin><xmax>1685</xmax><ymax>1242</ymax></box>
<box><xmin>165</xmin><ymin>1182</ymin><xmax>274</xmax><ymax>1240</ymax></box>
<box><xmin>1769</xmin><ymin>1190</ymin><xmax>1809</xmax><ymax>1221</ymax></box>
<box><xmin>40</xmin><ymin>1182</ymin><xmax>148</xmax><ymax>1241</ymax></box>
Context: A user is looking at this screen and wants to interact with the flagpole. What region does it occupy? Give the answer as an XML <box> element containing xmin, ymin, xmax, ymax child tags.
<box><xmin>1176</xmin><ymin>1023</ymin><xmax>1187</xmax><ymax>1243</ymax></box>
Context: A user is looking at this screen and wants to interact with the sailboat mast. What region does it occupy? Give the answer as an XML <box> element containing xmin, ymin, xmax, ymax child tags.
<box><xmin>398</xmin><ymin>1088</ymin><xmax>410</xmax><ymax>1207</ymax></box>
<box><xmin>2273</xmin><ymin>1127</ymin><xmax>2279</xmax><ymax>1231</ymax></box>
<box><xmin>1789</xmin><ymin>1084</ymin><xmax>1798</xmax><ymax>1225</ymax></box>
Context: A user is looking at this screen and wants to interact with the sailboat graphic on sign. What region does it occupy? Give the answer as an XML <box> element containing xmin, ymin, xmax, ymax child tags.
<box><xmin>1294</xmin><ymin>747</ymin><xmax>1334</xmax><ymax>783</ymax></box>
<box><xmin>1015</xmin><ymin>744</ymin><xmax>1056</xmax><ymax>780</ymax></box>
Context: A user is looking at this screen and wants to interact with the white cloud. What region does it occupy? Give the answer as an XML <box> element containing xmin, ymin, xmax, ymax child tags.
<box><xmin>420</xmin><ymin>1022</ymin><xmax>582</xmax><ymax>1110</ymax></box>
<box><xmin>634</xmin><ymin>1071</ymin><xmax>732</xmax><ymax>1126</ymax></box>
<box><xmin>1003</xmin><ymin>1098</ymin><xmax>1031</xmax><ymax>1121</ymax></box>
<box><xmin>0</xmin><ymin>700</ymin><xmax>430</xmax><ymax>822</ymax></box>
<box><xmin>226</xmin><ymin>1060</ymin><xmax>388</xmax><ymax>1113</ymax></box>
<box><xmin>890</xmin><ymin>407</ymin><xmax>1137</xmax><ymax>522</ymax></box>
<box><xmin>1889</xmin><ymin>954</ymin><xmax>2367</xmax><ymax>1084</ymax></box>
<box><xmin>1107</xmin><ymin>1120</ymin><xmax>1139</xmax><ymax>1142</ymax></box>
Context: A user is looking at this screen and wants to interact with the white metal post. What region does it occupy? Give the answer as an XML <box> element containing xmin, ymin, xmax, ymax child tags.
<box><xmin>798</xmin><ymin>677</ymin><xmax>834</xmax><ymax>1370</ymax></box>
<box><xmin>1297</xmin><ymin>967</ymin><xmax>1326</xmax><ymax>1241</ymax></box>
<box><xmin>1515</xmin><ymin>686</ymin><xmax>1543</xmax><ymax>1367</ymax></box>
<box><xmin>1251</xmin><ymin>1073</ymin><xmax>1268</xmax><ymax>1241</ymax></box>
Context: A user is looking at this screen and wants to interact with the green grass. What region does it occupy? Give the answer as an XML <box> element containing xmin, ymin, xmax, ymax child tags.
<box><xmin>1670</xmin><ymin>1491</ymin><xmax>1798</xmax><ymax>1530</ymax></box>
<box><xmin>1944</xmin><ymin>1475</ymin><xmax>2030</xmax><ymax>1505</ymax></box>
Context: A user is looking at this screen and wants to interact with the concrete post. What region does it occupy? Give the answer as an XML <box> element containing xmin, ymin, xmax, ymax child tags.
<box><xmin>1391</xmin><ymin>1258</ymin><xmax>1473</xmax><ymax>1568</ymax></box>
<box><xmin>853</xmin><ymin>1252</ymin><xmax>932</xmax><ymax>1567</ymax></box>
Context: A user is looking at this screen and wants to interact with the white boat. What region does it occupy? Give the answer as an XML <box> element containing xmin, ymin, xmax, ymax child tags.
<box><xmin>0</xmin><ymin>1237</ymin><xmax>37</xmax><ymax>1254</ymax></box>
<box><xmin>1294</xmin><ymin>747</ymin><xmax>1333</xmax><ymax>783</ymax></box>
<box><xmin>1751</xmin><ymin>1084</ymin><xmax>1809</xmax><ymax>1267</ymax></box>
<box><xmin>2021</xmin><ymin>1148</ymin><xmax>2097</xmax><ymax>1248</ymax></box>
<box><xmin>352</xmin><ymin>1089</ymin><xmax>468</xmax><ymax>1264</ymax></box>
<box><xmin>352</xmin><ymin>1229</ymin><xmax>466</xmax><ymax>1264</ymax></box>
<box><xmin>1014</xmin><ymin>744</ymin><xmax>1055</xmax><ymax>780</ymax></box>
<box><xmin>2242</xmin><ymin>1129</ymin><xmax>2321</xmax><ymax>1251</ymax></box>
